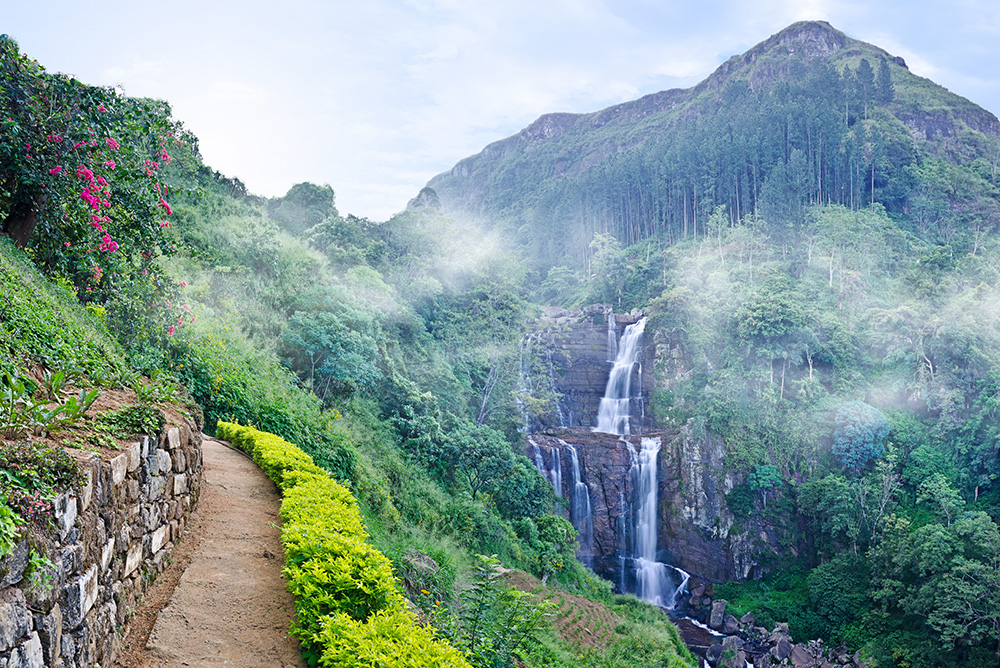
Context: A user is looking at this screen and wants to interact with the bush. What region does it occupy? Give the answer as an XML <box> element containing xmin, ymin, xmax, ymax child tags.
<box><xmin>216</xmin><ymin>422</ymin><xmax>471</xmax><ymax>668</ymax></box>
<box><xmin>318</xmin><ymin>608</ymin><xmax>471</xmax><ymax>668</ymax></box>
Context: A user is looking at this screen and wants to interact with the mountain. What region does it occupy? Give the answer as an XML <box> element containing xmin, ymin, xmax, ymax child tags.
<box><xmin>426</xmin><ymin>21</ymin><xmax>1000</xmax><ymax>270</ymax></box>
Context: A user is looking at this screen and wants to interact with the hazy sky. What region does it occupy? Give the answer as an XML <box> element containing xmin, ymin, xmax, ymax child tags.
<box><xmin>5</xmin><ymin>1</ymin><xmax>1000</xmax><ymax>219</ymax></box>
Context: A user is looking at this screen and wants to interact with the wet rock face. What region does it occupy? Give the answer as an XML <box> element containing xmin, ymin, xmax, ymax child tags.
<box><xmin>529</xmin><ymin>424</ymin><xmax>764</xmax><ymax>586</ymax></box>
<box><xmin>527</xmin><ymin>307</ymin><xmax>655</xmax><ymax>432</ymax></box>
<box><xmin>529</xmin><ymin>430</ymin><xmax>631</xmax><ymax>576</ymax></box>
<box><xmin>526</xmin><ymin>310</ymin><xmax>786</xmax><ymax>588</ymax></box>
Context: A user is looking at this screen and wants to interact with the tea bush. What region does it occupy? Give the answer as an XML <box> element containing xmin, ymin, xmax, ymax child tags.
<box><xmin>216</xmin><ymin>422</ymin><xmax>470</xmax><ymax>667</ymax></box>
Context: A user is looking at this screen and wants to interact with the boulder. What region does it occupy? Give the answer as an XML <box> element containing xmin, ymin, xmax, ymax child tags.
<box><xmin>722</xmin><ymin>613</ymin><xmax>740</xmax><ymax>634</ymax></box>
<box><xmin>709</xmin><ymin>599</ymin><xmax>728</xmax><ymax>630</ymax></box>
<box><xmin>771</xmin><ymin>637</ymin><xmax>792</xmax><ymax>662</ymax></box>
<box><xmin>789</xmin><ymin>644</ymin><xmax>814</xmax><ymax>667</ymax></box>
<box><xmin>739</xmin><ymin>611</ymin><xmax>756</xmax><ymax>627</ymax></box>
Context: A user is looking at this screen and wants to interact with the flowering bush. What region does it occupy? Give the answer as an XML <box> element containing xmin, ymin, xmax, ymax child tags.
<box><xmin>0</xmin><ymin>36</ymin><xmax>191</xmax><ymax>345</ymax></box>
<box><xmin>0</xmin><ymin>439</ymin><xmax>82</xmax><ymax>531</ymax></box>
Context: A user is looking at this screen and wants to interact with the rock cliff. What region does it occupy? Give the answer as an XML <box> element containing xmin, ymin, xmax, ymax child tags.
<box><xmin>525</xmin><ymin>306</ymin><xmax>655</xmax><ymax>433</ymax></box>
<box><xmin>529</xmin><ymin>425</ymin><xmax>771</xmax><ymax>587</ymax></box>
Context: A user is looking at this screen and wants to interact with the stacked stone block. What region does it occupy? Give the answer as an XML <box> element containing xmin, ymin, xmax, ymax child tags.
<box><xmin>0</xmin><ymin>420</ymin><xmax>202</xmax><ymax>667</ymax></box>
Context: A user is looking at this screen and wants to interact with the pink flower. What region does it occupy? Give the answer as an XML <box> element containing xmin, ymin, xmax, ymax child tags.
<box><xmin>105</xmin><ymin>137</ymin><xmax>119</xmax><ymax>150</ymax></box>
<box><xmin>159</xmin><ymin>198</ymin><xmax>172</xmax><ymax>215</ymax></box>
<box><xmin>178</xmin><ymin>280</ymin><xmax>187</xmax><ymax>287</ymax></box>
<box><xmin>64</xmin><ymin>242</ymin><xmax>71</xmax><ymax>247</ymax></box>
<box><xmin>97</xmin><ymin>105</ymin><xmax>107</xmax><ymax>112</ymax></box>
<box><xmin>177</xmin><ymin>316</ymin><xmax>184</xmax><ymax>326</ymax></box>
<box><xmin>49</xmin><ymin>165</ymin><xmax>63</xmax><ymax>175</ymax></box>
<box><xmin>168</xmin><ymin>325</ymin><xmax>175</xmax><ymax>336</ymax></box>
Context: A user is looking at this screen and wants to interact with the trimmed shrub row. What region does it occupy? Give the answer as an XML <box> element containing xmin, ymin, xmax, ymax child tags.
<box><xmin>215</xmin><ymin>421</ymin><xmax>471</xmax><ymax>667</ymax></box>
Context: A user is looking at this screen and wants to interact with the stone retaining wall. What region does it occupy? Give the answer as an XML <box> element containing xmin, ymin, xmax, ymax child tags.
<box><xmin>0</xmin><ymin>419</ymin><xmax>202</xmax><ymax>668</ymax></box>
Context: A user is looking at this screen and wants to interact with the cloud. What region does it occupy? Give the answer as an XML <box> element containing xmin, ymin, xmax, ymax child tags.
<box><xmin>6</xmin><ymin>0</ymin><xmax>1000</xmax><ymax>221</ymax></box>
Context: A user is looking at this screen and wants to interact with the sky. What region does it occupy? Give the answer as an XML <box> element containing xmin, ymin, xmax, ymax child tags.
<box><xmin>5</xmin><ymin>1</ymin><xmax>1000</xmax><ymax>220</ymax></box>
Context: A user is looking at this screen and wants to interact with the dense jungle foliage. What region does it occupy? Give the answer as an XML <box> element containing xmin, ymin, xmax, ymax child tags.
<box><xmin>0</xmin><ymin>35</ymin><xmax>694</xmax><ymax>668</ymax></box>
<box><xmin>3</xmin><ymin>19</ymin><xmax>1000</xmax><ymax>667</ymax></box>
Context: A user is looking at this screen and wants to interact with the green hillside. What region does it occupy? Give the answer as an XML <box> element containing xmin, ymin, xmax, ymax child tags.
<box><xmin>428</xmin><ymin>21</ymin><xmax>1000</xmax><ymax>275</ymax></box>
<box><xmin>0</xmin><ymin>35</ymin><xmax>694</xmax><ymax>668</ymax></box>
<box><xmin>4</xmin><ymin>18</ymin><xmax>1000</xmax><ymax>668</ymax></box>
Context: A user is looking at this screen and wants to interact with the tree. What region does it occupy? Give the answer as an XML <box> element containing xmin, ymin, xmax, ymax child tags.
<box><xmin>832</xmin><ymin>400</ymin><xmax>889</xmax><ymax>472</ymax></box>
<box><xmin>1</xmin><ymin>35</ymin><xmax>188</xmax><ymax>343</ymax></box>
<box><xmin>748</xmin><ymin>463</ymin><xmax>782</xmax><ymax>509</ymax></box>
<box><xmin>875</xmin><ymin>59</ymin><xmax>894</xmax><ymax>106</ymax></box>
<box><xmin>269</xmin><ymin>182</ymin><xmax>338</xmax><ymax>235</ymax></box>
<box><xmin>854</xmin><ymin>58</ymin><xmax>876</xmax><ymax>119</ymax></box>
<box><xmin>451</xmin><ymin>421</ymin><xmax>513</xmax><ymax>500</ymax></box>
<box><xmin>917</xmin><ymin>473</ymin><xmax>964</xmax><ymax>527</ymax></box>
<box><xmin>280</xmin><ymin>292</ymin><xmax>382</xmax><ymax>399</ymax></box>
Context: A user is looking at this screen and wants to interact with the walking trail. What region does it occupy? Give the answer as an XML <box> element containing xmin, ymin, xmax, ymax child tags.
<box><xmin>114</xmin><ymin>437</ymin><xmax>306</xmax><ymax>667</ymax></box>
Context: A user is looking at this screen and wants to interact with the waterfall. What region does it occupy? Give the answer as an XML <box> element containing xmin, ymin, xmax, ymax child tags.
<box><xmin>672</xmin><ymin>567</ymin><xmax>692</xmax><ymax>609</ymax></box>
<box><xmin>606</xmin><ymin>312</ymin><xmax>618</xmax><ymax>362</ymax></box>
<box><xmin>632</xmin><ymin>437</ymin><xmax>675</xmax><ymax>607</ymax></box>
<box><xmin>595</xmin><ymin>317</ymin><xmax>647</xmax><ymax>435</ymax></box>
<box><xmin>616</xmin><ymin>436</ymin><xmax>689</xmax><ymax>609</ymax></box>
<box><xmin>528</xmin><ymin>438</ymin><xmax>562</xmax><ymax>497</ymax></box>
<box><xmin>551</xmin><ymin>448</ymin><xmax>563</xmax><ymax>497</ymax></box>
<box><xmin>565</xmin><ymin>442</ymin><xmax>594</xmax><ymax>568</ymax></box>
<box><xmin>530</xmin><ymin>438</ymin><xmax>545</xmax><ymax>471</ymax></box>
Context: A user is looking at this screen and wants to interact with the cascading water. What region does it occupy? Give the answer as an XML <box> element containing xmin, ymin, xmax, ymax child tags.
<box><xmin>606</xmin><ymin>313</ymin><xmax>618</xmax><ymax>362</ymax></box>
<box><xmin>530</xmin><ymin>439</ymin><xmax>546</xmax><ymax>473</ymax></box>
<box><xmin>595</xmin><ymin>317</ymin><xmax>647</xmax><ymax>435</ymax></box>
<box><xmin>614</xmin><ymin>436</ymin><xmax>689</xmax><ymax>610</ymax></box>
<box><xmin>565</xmin><ymin>442</ymin><xmax>594</xmax><ymax>568</ymax></box>
<box><xmin>530</xmin><ymin>440</ymin><xmax>562</xmax><ymax>497</ymax></box>
<box><xmin>632</xmin><ymin>437</ymin><xmax>676</xmax><ymax>607</ymax></box>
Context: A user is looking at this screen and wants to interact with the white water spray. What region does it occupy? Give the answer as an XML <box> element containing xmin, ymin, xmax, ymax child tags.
<box><xmin>565</xmin><ymin>442</ymin><xmax>594</xmax><ymax>567</ymax></box>
<box><xmin>632</xmin><ymin>437</ymin><xmax>677</xmax><ymax>607</ymax></box>
<box><xmin>595</xmin><ymin>317</ymin><xmax>647</xmax><ymax>435</ymax></box>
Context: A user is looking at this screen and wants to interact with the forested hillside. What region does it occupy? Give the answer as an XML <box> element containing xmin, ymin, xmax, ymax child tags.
<box><xmin>0</xmin><ymin>34</ymin><xmax>693</xmax><ymax>668</ymax></box>
<box><xmin>427</xmin><ymin>20</ymin><xmax>1000</xmax><ymax>666</ymax></box>
<box><xmin>3</xmin><ymin>17</ymin><xmax>1000</xmax><ymax>668</ymax></box>
<box><xmin>429</xmin><ymin>21</ymin><xmax>1000</xmax><ymax>277</ymax></box>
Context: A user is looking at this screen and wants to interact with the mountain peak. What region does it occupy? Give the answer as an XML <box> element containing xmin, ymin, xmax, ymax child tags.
<box><xmin>767</xmin><ymin>20</ymin><xmax>848</xmax><ymax>55</ymax></box>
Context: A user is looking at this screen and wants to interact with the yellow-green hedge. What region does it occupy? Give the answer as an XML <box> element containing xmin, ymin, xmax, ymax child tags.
<box><xmin>216</xmin><ymin>421</ymin><xmax>471</xmax><ymax>668</ymax></box>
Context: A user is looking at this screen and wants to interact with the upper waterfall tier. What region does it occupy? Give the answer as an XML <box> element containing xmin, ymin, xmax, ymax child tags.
<box><xmin>595</xmin><ymin>317</ymin><xmax>647</xmax><ymax>435</ymax></box>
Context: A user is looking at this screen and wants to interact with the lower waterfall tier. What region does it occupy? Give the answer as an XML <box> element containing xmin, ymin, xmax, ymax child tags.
<box><xmin>528</xmin><ymin>428</ymin><xmax>781</xmax><ymax>586</ymax></box>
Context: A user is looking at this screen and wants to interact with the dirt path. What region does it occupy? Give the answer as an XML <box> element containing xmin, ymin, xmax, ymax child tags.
<box><xmin>114</xmin><ymin>437</ymin><xmax>306</xmax><ymax>667</ymax></box>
